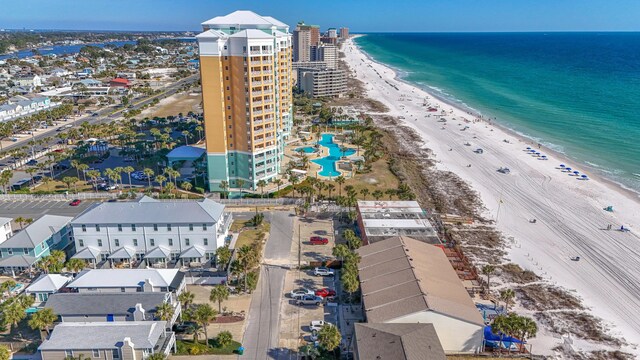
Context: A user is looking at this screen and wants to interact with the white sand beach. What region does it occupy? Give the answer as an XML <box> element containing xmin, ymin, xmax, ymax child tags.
<box><xmin>344</xmin><ymin>36</ymin><xmax>640</xmax><ymax>353</ymax></box>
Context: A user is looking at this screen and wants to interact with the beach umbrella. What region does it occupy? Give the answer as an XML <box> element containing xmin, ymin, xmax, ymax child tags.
<box><xmin>565</xmin><ymin>167</ymin><xmax>572</xmax><ymax>171</ymax></box>
<box><xmin>560</xmin><ymin>164</ymin><xmax>565</xmax><ymax>168</ymax></box>
<box><xmin>526</xmin><ymin>147</ymin><xmax>532</xmax><ymax>150</ymax></box>
<box><xmin>535</xmin><ymin>152</ymin><xmax>541</xmax><ymax>156</ymax></box>
<box><xmin>541</xmin><ymin>155</ymin><xmax>547</xmax><ymax>158</ymax></box>
<box><xmin>573</xmin><ymin>171</ymin><xmax>580</xmax><ymax>175</ymax></box>
<box><xmin>581</xmin><ymin>175</ymin><xmax>589</xmax><ymax>179</ymax></box>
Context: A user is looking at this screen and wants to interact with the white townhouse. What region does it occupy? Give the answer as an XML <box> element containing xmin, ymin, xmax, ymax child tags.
<box><xmin>70</xmin><ymin>197</ymin><xmax>232</xmax><ymax>268</ymax></box>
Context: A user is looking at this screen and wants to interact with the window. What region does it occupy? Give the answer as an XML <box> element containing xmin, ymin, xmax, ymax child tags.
<box><xmin>225</xmin><ymin>76</ymin><xmax>229</xmax><ymax>80</ymax></box>
<box><xmin>150</xmin><ymin>239</ymin><xmax>155</xmax><ymax>246</ymax></box>
<box><xmin>81</xmin><ymin>225</ymin><xmax>86</xmax><ymax>232</ymax></box>
<box><xmin>65</xmin><ymin>350</ymin><xmax>73</xmax><ymax>358</ymax></box>
<box><xmin>92</xmin><ymin>350</ymin><xmax>100</xmax><ymax>358</ymax></box>
<box><xmin>114</xmin><ymin>239</ymin><xmax>120</xmax><ymax>247</ymax></box>
<box><xmin>95</xmin><ymin>225</ymin><xmax>100</xmax><ymax>231</ymax></box>
<box><xmin>202</xmin><ymin>224</ymin><xmax>207</xmax><ymax>231</ymax></box>
<box><xmin>121</xmin><ymin>287</ymin><xmax>126</xmax><ymax>292</ymax></box>
<box><xmin>98</xmin><ymin>239</ymin><xmax>103</xmax><ymax>247</ymax></box>
<box><xmin>225</xmin><ymin>66</ymin><xmax>229</xmax><ymax>70</ymax></box>
<box><xmin>7</xmin><ymin>249</ymin><xmax>13</xmax><ymax>255</ymax></box>
<box><xmin>167</xmin><ymin>224</ymin><xmax>172</xmax><ymax>231</ymax></box>
<box><xmin>112</xmin><ymin>349</ymin><xmax>120</xmax><ymax>359</ymax></box>
<box><xmin>168</xmin><ymin>239</ymin><xmax>173</xmax><ymax>246</ymax></box>
<box><xmin>153</xmin><ymin>224</ymin><xmax>158</xmax><ymax>231</ymax></box>
<box><xmin>185</xmin><ymin>239</ymin><xmax>190</xmax><ymax>246</ymax></box>
<box><xmin>203</xmin><ymin>238</ymin><xmax>208</xmax><ymax>246</ymax></box>
<box><xmin>79</xmin><ymin>239</ymin><xmax>84</xmax><ymax>247</ymax></box>
<box><xmin>133</xmin><ymin>239</ymin><xmax>138</xmax><ymax>246</ymax></box>
<box><xmin>117</xmin><ymin>224</ymin><xmax>122</xmax><ymax>232</ymax></box>
<box><xmin>131</xmin><ymin>224</ymin><xmax>136</xmax><ymax>231</ymax></box>
<box><xmin>223</xmin><ymin>46</ymin><xmax>227</xmax><ymax>50</ymax></box>
<box><xmin>189</xmin><ymin>224</ymin><xmax>194</xmax><ymax>231</ymax></box>
<box><xmin>23</xmin><ymin>248</ymin><xmax>29</xmax><ymax>254</ymax></box>
<box><xmin>226</xmin><ymin>86</ymin><xmax>230</xmax><ymax>91</ymax></box>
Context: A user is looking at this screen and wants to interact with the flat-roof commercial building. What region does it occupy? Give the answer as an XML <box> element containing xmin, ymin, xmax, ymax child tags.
<box><xmin>356</xmin><ymin>201</ymin><xmax>440</xmax><ymax>245</ymax></box>
<box><xmin>197</xmin><ymin>10</ymin><xmax>293</xmax><ymax>191</ymax></box>
<box><xmin>297</xmin><ymin>67</ymin><xmax>347</xmax><ymax>98</ymax></box>
<box><xmin>356</xmin><ymin>236</ymin><xmax>485</xmax><ymax>354</ymax></box>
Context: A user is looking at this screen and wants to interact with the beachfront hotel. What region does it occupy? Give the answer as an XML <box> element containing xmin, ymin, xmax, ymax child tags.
<box><xmin>196</xmin><ymin>11</ymin><xmax>293</xmax><ymax>191</ymax></box>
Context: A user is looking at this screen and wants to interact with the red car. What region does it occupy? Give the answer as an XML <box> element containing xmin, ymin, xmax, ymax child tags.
<box><xmin>309</xmin><ymin>236</ymin><xmax>329</xmax><ymax>245</ymax></box>
<box><xmin>69</xmin><ymin>199</ymin><xmax>81</xmax><ymax>206</ymax></box>
<box><xmin>315</xmin><ymin>288</ymin><xmax>336</xmax><ymax>298</ymax></box>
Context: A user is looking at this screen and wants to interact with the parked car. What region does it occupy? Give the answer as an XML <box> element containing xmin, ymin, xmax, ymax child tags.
<box><xmin>310</xmin><ymin>320</ymin><xmax>331</xmax><ymax>331</ymax></box>
<box><xmin>296</xmin><ymin>295</ymin><xmax>323</xmax><ymax>306</ymax></box>
<box><xmin>172</xmin><ymin>321</ymin><xmax>197</xmax><ymax>334</ymax></box>
<box><xmin>309</xmin><ymin>236</ymin><xmax>329</xmax><ymax>245</ymax></box>
<box><xmin>69</xmin><ymin>199</ymin><xmax>81</xmax><ymax>206</ymax></box>
<box><xmin>26</xmin><ymin>159</ymin><xmax>38</xmax><ymax>166</ymax></box>
<box><xmin>290</xmin><ymin>288</ymin><xmax>315</xmax><ymax>299</ymax></box>
<box><xmin>314</xmin><ymin>288</ymin><xmax>336</xmax><ymax>298</ymax></box>
<box><xmin>314</xmin><ymin>267</ymin><xmax>334</xmax><ymax>277</ymax></box>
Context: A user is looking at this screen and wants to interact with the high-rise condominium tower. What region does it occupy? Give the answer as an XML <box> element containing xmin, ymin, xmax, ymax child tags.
<box><xmin>196</xmin><ymin>11</ymin><xmax>293</xmax><ymax>191</ymax></box>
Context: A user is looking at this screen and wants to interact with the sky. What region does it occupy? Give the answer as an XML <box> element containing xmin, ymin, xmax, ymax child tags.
<box><xmin>1</xmin><ymin>0</ymin><xmax>639</xmax><ymax>32</ymax></box>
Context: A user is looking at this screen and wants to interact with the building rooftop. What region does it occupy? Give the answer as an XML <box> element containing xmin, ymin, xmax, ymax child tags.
<box><xmin>67</xmin><ymin>269</ymin><xmax>183</xmax><ymax>290</ymax></box>
<box><xmin>38</xmin><ymin>321</ymin><xmax>166</xmax><ymax>350</ymax></box>
<box><xmin>71</xmin><ymin>197</ymin><xmax>225</xmax><ymax>225</ymax></box>
<box><xmin>356</xmin><ymin>236</ymin><xmax>484</xmax><ymax>326</ymax></box>
<box><xmin>354</xmin><ymin>323</ymin><xmax>446</xmax><ymax>360</ymax></box>
<box><xmin>0</xmin><ymin>215</ymin><xmax>72</xmax><ymax>249</ymax></box>
<box><xmin>167</xmin><ymin>145</ymin><xmax>206</xmax><ymax>160</ymax></box>
<box><xmin>201</xmin><ymin>10</ymin><xmax>287</xmax><ymax>30</ymax></box>
<box><xmin>45</xmin><ymin>292</ymin><xmax>169</xmax><ymax>317</ymax></box>
<box><xmin>25</xmin><ymin>274</ymin><xmax>72</xmax><ymax>293</ymax></box>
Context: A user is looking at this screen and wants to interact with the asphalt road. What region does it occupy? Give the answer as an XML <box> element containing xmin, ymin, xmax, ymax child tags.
<box><xmin>242</xmin><ymin>211</ymin><xmax>294</xmax><ymax>359</ymax></box>
<box><xmin>1</xmin><ymin>74</ymin><xmax>199</xmax><ymax>156</ymax></box>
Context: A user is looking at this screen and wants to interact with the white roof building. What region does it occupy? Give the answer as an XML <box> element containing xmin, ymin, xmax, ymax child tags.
<box><xmin>67</xmin><ymin>269</ymin><xmax>186</xmax><ymax>294</ymax></box>
<box><xmin>356</xmin><ymin>201</ymin><xmax>440</xmax><ymax>245</ymax></box>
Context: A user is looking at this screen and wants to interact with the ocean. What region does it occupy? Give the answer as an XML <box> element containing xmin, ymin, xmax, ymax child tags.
<box><xmin>355</xmin><ymin>33</ymin><xmax>640</xmax><ymax>193</ymax></box>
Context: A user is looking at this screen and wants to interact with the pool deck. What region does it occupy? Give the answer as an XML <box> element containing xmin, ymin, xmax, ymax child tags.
<box><xmin>285</xmin><ymin>132</ymin><xmax>359</xmax><ymax>180</ymax></box>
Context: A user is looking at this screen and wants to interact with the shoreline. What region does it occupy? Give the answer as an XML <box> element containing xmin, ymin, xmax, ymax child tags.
<box><xmin>344</xmin><ymin>34</ymin><xmax>640</xmax><ymax>354</ymax></box>
<box><xmin>351</xmin><ymin>34</ymin><xmax>640</xmax><ymax>203</ymax></box>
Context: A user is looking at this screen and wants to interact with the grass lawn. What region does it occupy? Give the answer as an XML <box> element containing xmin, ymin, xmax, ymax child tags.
<box><xmin>230</xmin><ymin>220</ymin><xmax>247</xmax><ymax>233</ymax></box>
<box><xmin>176</xmin><ymin>339</ymin><xmax>242</xmax><ymax>355</ymax></box>
<box><xmin>35</xmin><ymin>180</ymin><xmax>94</xmax><ymax>193</ymax></box>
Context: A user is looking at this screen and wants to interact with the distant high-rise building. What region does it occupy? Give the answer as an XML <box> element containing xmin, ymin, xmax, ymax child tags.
<box><xmin>196</xmin><ymin>11</ymin><xmax>293</xmax><ymax>191</ymax></box>
<box><xmin>327</xmin><ymin>28</ymin><xmax>338</xmax><ymax>38</ymax></box>
<box><xmin>339</xmin><ymin>27</ymin><xmax>349</xmax><ymax>40</ymax></box>
<box><xmin>293</xmin><ymin>22</ymin><xmax>320</xmax><ymax>62</ymax></box>
<box><xmin>311</xmin><ymin>44</ymin><xmax>338</xmax><ymax>69</ymax></box>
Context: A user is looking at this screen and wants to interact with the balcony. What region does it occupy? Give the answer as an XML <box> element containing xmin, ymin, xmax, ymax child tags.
<box><xmin>252</xmin><ymin>81</ymin><xmax>263</xmax><ymax>86</ymax></box>
<box><xmin>252</xmin><ymin>100</ymin><xmax>263</xmax><ymax>106</ymax></box>
<box><xmin>251</xmin><ymin>71</ymin><xmax>261</xmax><ymax>76</ymax></box>
<box><xmin>253</xmin><ymin>129</ymin><xmax>264</xmax><ymax>135</ymax></box>
<box><xmin>250</xmin><ymin>50</ymin><xmax>261</xmax><ymax>55</ymax></box>
<box><xmin>253</xmin><ymin>110</ymin><xmax>263</xmax><ymax>115</ymax></box>
<box><xmin>253</xmin><ymin>119</ymin><xmax>264</xmax><ymax>126</ymax></box>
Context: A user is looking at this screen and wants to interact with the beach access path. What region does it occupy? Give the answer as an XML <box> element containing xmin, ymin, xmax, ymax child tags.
<box><xmin>344</xmin><ymin>36</ymin><xmax>640</xmax><ymax>354</ymax></box>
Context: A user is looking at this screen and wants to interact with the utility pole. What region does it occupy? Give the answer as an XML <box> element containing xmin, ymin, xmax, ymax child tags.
<box><xmin>298</xmin><ymin>223</ymin><xmax>301</xmax><ymax>269</ymax></box>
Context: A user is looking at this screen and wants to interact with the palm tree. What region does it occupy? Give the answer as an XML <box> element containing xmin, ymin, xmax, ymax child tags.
<box><xmin>491</xmin><ymin>314</ymin><xmax>509</xmax><ymax>354</ymax></box>
<box><xmin>219</xmin><ymin>180</ymin><xmax>229</xmax><ymax>199</ymax></box>
<box><xmin>195</xmin><ymin>125</ymin><xmax>204</xmax><ymax>141</ymax></box>
<box><xmin>237</xmin><ymin>245</ymin><xmax>258</xmax><ymax>291</ymax></box>
<box><xmin>372</xmin><ymin>189</ymin><xmax>384</xmax><ymax>201</ymax></box>
<box><xmin>482</xmin><ymin>264</ymin><xmax>496</xmax><ymax>295</ymax></box>
<box><xmin>155</xmin><ymin>302</ymin><xmax>175</xmax><ymax>322</ymax></box>
<box><xmin>332</xmin><ymin>244</ymin><xmax>350</xmax><ymax>263</ymax></box>
<box><xmin>143</xmin><ymin>168</ymin><xmax>154</xmax><ymax>188</ymax></box>
<box><xmin>359</xmin><ymin>188</ymin><xmax>369</xmax><ymax>200</ymax></box>
<box><xmin>273</xmin><ymin>178</ymin><xmax>283</xmax><ymax>194</ymax></box>
<box><xmin>155</xmin><ymin>175</ymin><xmax>167</xmax><ymax>192</ymax></box>
<box><xmin>257</xmin><ymin>179</ymin><xmax>267</xmax><ymax>198</ymax></box>
<box><xmin>216</xmin><ymin>331</ymin><xmax>233</xmax><ymax>348</ymax></box>
<box><xmin>146</xmin><ymin>353</ymin><xmax>167</xmax><ymax>360</ymax></box>
<box><xmin>180</xmin><ymin>181</ymin><xmax>193</xmax><ymax>192</ymax></box>
<box><xmin>178</xmin><ymin>291</ymin><xmax>195</xmax><ymax>311</ymax></box>
<box><xmin>123</xmin><ymin>166</ymin><xmax>135</xmax><ymax>189</ymax></box>
<box><xmin>65</xmin><ymin>258</ymin><xmax>85</xmax><ymax>274</ymax></box>
<box><xmin>500</xmin><ymin>289</ymin><xmax>516</xmax><ymax>312</ymax></box>
<box><xmin>385</xmin><ymin>188</ymin><xmax>396</xmax><ymax>200</ymax></box>
<box><xmin>28</xmin><ymin>308</ymin><xmax>57</xmax><ymax>340</ymax></box>
<box><xmin>86</xmin><ymin>170</ymin><xmax>100</xmax><ymax>192</ymax></box>
<box><xmin>182</xmin><ymin>130</ymin><xmax>190</xmax><ymax>145</ymax></box>
<box><xmin>236</xmin><ymin>179</ymin><xmax>245</xmax><ymax>198</ymax></box>
<box><xmin>0</xmin><ymin>279</ymin><xmax>16</xmax><ymax>297</ymax></box>
<box><xmin>209</xmin><ymin>285</ymin><xmax>230</xmax><ymax>313</ymax></box>
<box><xmin>326</xmin><ymin>183</ymin><xmax>335</xmax><ymax>199</ymax></box>
<box><xmin>77</xmin><ymin>164</ymin><xmax>89</xmax><ymax>182</ymax></box>
<box><xmin>317</xmin><ymin>324</ymin><xmax>341</xmax><ymax>354</ymax></box>
<box><xmin>335</xmin><ymin>175</ymin><xmax>345</xmax><ymax>196</ymax></box>
<box><xmin>70</xmin><ymin>159</ymin><xmax>80</xmax><ymax>178</ymax></box>
<box><xmin>15</xmin><ymin>216</ymin><xmax>26</xmax><ymax>229</ymax></box>
<box><xmin>192</xmin><ymin>304</ymin><xmax>217</xmax><ymax>347</ymax></box>
<box><xmin>289</xmin><ymin>175</ymin><xmax>299</xmax><ymax>198</ymax></box>
<box><xmin>518</xmin><ymin>316</ymin><xmax>538</xmax><ymax>350</ymax></box>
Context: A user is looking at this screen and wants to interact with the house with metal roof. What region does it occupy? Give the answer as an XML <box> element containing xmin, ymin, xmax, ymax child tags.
<box><xmin>70</xmin><ymin>197</ymin><xmax>231</xmax><ymax>269</ymax></box>
<box><xmin>0</xmin><ymin>217</ymin><xmax>12</xmax><ymax>243</ymax></box>
<box><xmin>45</xmin><ymin>292</ymin><xmax>180</xmax><ymax>326</ymax></box>
<box><xmin>38</xmin><ymin>321</ymin><xmax>175</xmax><ymax>360</ymax></box>
<box><xmin>25</xmin><ymin>273</ymin><xmax>72</xmax><ymax>303</ymax></box>
<box><xmin>0</xmin><ymin>215</ymin><xmax>73</xmax><ymax>276</ymax></box>
<box><xmin>354</xmin><ymin>323</ymin><xmax>446</xmax><ymax>360</ymax></box>
<box><xmin>356</xmin><ymin>236</ymin><xmax>485</xmax><ymax>354</ymax></box>
<box><xmin>66</xmin><ymin>268</ymin><xmax>186</xmax><ymax>295</ymax></box>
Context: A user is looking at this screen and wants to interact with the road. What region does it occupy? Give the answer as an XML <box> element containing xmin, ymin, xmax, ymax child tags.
<box><xmin>1</xmin><ymin>74</ymin><xmax>198</xmax><ymax>156</ymax></box>
<box><xmin>242</xmin><ymin>211</ymin><xmax>294</xmax><ymax>359</ymax></box>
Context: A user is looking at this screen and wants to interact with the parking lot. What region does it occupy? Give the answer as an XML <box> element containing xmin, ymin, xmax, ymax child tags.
<box><xmin>0</xmin><ymin>198</ymin><xmax>101</xmax><ymax>218</ymax></box>
<box><xmin>279</xmin><ymin>217</ymin><xmax>339</xmax><ymax>351</ymax></box>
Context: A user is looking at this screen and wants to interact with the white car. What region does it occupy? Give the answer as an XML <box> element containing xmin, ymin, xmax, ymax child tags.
<box><xmin>310</xmin><ymin>320</ymin><xmax>331</xmax><ymax>331</ymax></box>
<box><xmin>314</xmin><ymin>267</ymin><xmax>335</xmax><ymax>277</ymax></box>
<box><xmin>290</xmin><ymin>288</ymin><xmax>314</xmax><ymax>299</ymax></box>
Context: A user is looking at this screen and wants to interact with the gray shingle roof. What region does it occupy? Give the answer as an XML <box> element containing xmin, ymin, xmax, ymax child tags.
<box><xmin>0</xmin><ymin>255</ymin><xmax>37</xmax><ymax>267</ymax></box>
<box><xmin>38</xmin><ymin>321</ymin><xmax>166</xmax><ymax>350</ymax></box>
<box><xmin>45</xmin><ymin>292</ymin><xmax>169</xmax><ymax>317</ymax></box>
<box><xmin>71</xmin><ymin>198</ymin><xmax>225</xmax><ymax>225</ymax></box>
<box><xmin>0</xmin><ymin>215</ymin><xmax>72</xmax><ymax>248</ymax></box>
<box><xmin>354</xmin><ymin>323</ymin><xmax>446</xmax><ymax>360</ymax></box>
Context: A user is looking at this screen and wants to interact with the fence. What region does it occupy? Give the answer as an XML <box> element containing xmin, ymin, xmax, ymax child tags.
<box><xmin>0</xmin><ymin>192</ymin><xmax>116</xmax><ymax>201</ymax></box>
<box><xmin>215</xmin><ymin>197</ymin><xmax>303</xmax><ymax>206</ymax></box>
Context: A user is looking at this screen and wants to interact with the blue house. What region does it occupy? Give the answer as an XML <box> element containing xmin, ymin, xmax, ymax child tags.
<box><xmin>0</xmin><ymin>215</ymin><xmax>73</xmax><ymax>276</ymax></box>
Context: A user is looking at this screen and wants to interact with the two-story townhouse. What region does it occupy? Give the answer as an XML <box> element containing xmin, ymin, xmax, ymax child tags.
<box><xmin>70</xmin><ymin>197</ymin><xmax>232</xmax><ymax>269</ymax></box>
<box><xmin>66</xmin><ymin>268</ymin><xmax>186</xmax><ymax>295</ymax></box>
<box><xmin>38</xmin><ymin>321</ymin><xmax>175</xmax><ymax>360</ymax></box>
<box><xmin>0</xmin><ymin>217</ymin><xmax>13</xmax><ymax>243</ymax></box>
<box><xmin>45</xmin><ymin>292</ymin><xmax>181</xmax><ymax>327</ymax></box>
<box><xmin>0</xmin><ymin>215</ymin><xmax>73</xmax><ymax>276</ymax></box>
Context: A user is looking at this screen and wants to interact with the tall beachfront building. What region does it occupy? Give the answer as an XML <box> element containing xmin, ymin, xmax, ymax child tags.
<box><xmin>196</xmin><ymin>11</ymin><xmax>293</xmax><ymax>191</ymax></box>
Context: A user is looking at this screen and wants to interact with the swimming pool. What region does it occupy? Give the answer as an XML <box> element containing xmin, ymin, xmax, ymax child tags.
<box><xmin>312</xmin><ymin>134</ymin><xmax>356</xmax><ymax>177</ymax></box>
<box><xmin>295</xmin><ymin>146</ymin><xmax>317</xmax><ymax>154</ymax></box>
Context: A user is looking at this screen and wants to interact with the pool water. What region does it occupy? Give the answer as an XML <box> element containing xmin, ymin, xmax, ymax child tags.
<box><xmin>312</xmin><ymin>134</ymin><xmax>356</xmax><ymax>177</ymax></box>
<box><xmin>295</xmin><ymin>146</ymin><xmax>316</xmax><ymax>154</ymax></box>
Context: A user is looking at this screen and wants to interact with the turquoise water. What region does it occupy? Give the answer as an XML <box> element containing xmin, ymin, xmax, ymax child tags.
<box><xmin>296</xmin><ymin>146</ymin><xmax>317</xmax><ymax>154</ymax></box>
<box><xmin>356</xmin><ymin>33</ymin><xmax>640</xmax><ymax>192</ymax></box>
<box><xmin>312</xmin><ymin>134</ymin><xmax>356</xmax><ymax>177</ymax></box>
